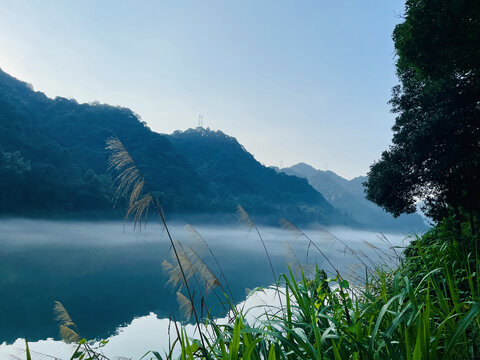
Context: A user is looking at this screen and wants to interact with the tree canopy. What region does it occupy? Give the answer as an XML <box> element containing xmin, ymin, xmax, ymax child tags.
<box><xmin>365</xmin><ymin>0</ymin><xmax>480</xmax><ymax>224</ymax></box>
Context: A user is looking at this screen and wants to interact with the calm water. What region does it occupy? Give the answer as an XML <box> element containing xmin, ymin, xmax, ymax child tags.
<box><xmin>0</xmin><ymin>219</ymin><xmax>410</xmax><ymax>358</ymax></box>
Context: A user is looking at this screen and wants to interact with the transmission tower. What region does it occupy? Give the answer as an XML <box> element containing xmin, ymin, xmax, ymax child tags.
<box><xmin>198</xmin><ymin>114</ymin><xmax>204</xmax><ymax>128</ymax></box>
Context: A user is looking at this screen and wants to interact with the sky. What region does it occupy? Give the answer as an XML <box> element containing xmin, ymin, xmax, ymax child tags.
<box><xmin>0</xmin><ymin>0</ymin><xmax>405</xmax><ymax>179</ymax></box>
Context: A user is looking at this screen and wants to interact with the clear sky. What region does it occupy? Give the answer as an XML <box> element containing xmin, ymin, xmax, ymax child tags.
<box><xmin>0</xmin><ymin>0</ymin><xmax>405</xmax><ymax>179</ymax></box>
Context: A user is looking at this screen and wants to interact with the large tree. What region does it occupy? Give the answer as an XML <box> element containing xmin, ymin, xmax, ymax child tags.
<box><xmin>365</xmin><ymin>0</ymin><xmax>480</xmax><ymax>226</ymax></box>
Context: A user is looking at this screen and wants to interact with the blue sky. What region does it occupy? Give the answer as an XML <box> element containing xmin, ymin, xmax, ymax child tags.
<box><xmin>0</xmin><ymin>0</ymin><xmax>405</xmax><ymax>179</ymax></box>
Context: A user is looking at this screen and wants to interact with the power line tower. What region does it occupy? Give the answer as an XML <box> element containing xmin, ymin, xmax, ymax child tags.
<box><xmin>197</xmin><ymin>114</ymin><xmax>204</xmax><ymax>128</ymax></box>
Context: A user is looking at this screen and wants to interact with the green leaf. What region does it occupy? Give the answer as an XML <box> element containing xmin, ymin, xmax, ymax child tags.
<box><xmin>339</xmin><ymin>280</ymin><xmax>350</xmax><ymax>289</ymax></box>
<box><xmin>444</xmin><ymin>302</ymin><xmax>480</xmax><ymax>358</ymax></box>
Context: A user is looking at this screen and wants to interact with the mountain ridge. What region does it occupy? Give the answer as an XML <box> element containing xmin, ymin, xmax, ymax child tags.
<box><xmin>279</xmin><ymin>162</ymin><xmax>427</xmax><ymax>232</ymax></box>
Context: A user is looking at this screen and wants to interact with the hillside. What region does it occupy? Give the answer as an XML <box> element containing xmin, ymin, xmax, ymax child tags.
<box><xmin>169</xmin><ymin>128</ymin><xmax>352</xmax><ymax>224</ymax></box>
<box><xmin>0</xmin><ymin>69</ymin><xmax>349</xmax><ymax>225</ymax></box>
<box><xmin>280</xmin><ymin>163</ymin><xmax>427</xmax><ymax>232</ymax></box>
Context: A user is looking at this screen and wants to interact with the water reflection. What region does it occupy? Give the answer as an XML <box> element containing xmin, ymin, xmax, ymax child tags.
<box><xmin>0</xmin><ymin>288</ymin><xmax>285</xmax><ymax>359</ymax></box>
<box><xmin>0</xmin><ymin>219</ymin><xmax>410</xmax><ymax>354</ymax></box>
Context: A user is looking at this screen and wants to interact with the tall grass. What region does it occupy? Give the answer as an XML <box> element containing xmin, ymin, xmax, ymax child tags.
<box><xmin>173</xmin><ymin>223</ymin><xmax>480</xmax><ymax>359</ymax></box>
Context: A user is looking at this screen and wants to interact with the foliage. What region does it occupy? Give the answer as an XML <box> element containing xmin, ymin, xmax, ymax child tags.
<box><xmin>364</xmin><ymin>0</ymin><xmax>480</xmax><ymax>223</ymax></box>
<box><xmin>173</xmin><ymin>220</ymin><xmax>480</xmax><ymax>359</ymax></box>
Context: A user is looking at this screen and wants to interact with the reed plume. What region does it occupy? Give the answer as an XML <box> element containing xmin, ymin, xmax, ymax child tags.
<box><xmin>237</xmin><ymin>205</ymin><xmax>277</xmax><ymax>281</ymax></box>
<box><xmin>185</xmin><ymin>224</ymin><xmax>236</xmax><ymax>305</ymax></box>
<box><xmin>177</xmin><ymin>291</ymin><xmax>194</xmax><ymax>319</ymax></box>
<box><xmin>284</xmin><ymin>242</ymin><xmax>303</xmax><ymax>277</ymax></box>
<box><xmin>106</xmin><ymin>137</ymin><xmax>152</xmax><ymax>228</ymax></box>
<box><xmin>162</xmin><ymin>240</ymin><xmax>220</xmax><ymax>297</ymax></box>
<box><xmin>236</xmin><ymin>205</ymin><xmax>255</xmax><ymax>230</ymax></box>
<box><xmin>185</xmin><ymin>245</ymin><xmax>220</xmax><ymax>292</ymax></box>
<box><xmin>106</xmin><ymin>136</ymin><xmax>207</xmax><ymax>353</ymax></box>
<box><xmin>237</xmin><ymin>205</ymin><xmax>285</xmax><ymax>313</ymax></box>
<box><xmin>53</xmin><ymin>301</ymin><xmax>80</xmax><ymax>344</ymax></box>
<box><xmin>280</xmin><ymin>218</ymin><xmax>339</xmax><ymax>276</ymax></box>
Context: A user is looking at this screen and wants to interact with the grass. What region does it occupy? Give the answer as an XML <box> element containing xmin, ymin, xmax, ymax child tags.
<box><xmin>18</xmin><ymin>137</ymin><xmax>480</xmax><ymax>359</ymax></box>
<box><xmin>170</xmin><ymin>225</ymin><xmax>480</xmax><ymax>360</ymax></box>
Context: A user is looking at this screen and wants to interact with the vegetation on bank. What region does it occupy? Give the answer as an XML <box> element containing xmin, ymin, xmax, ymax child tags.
<box><xmin>166</xmin><ymin>220</ymin><xmax>480</xmax><ymax>360</ymax></box>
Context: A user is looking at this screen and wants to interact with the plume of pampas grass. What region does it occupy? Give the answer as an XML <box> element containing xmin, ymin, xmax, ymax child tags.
<box><xmin>53</xmin><ymin>301</ymin><xmax>80</xmax><ymax>344</ymax></box>
<box><xmin>59</xmin><ymin>325</ymin><xmax>80</xmax><ymax>344</ymax></box>
<box><xmin>316</xmin><ymin>226</ymin><xmax>372</xmax><ymax>272</ymax></box>
<box><xmin>236</xmin><ymin>204</ymin><xmax>254</xmax><ymax>229</ymax></box>
<box><xmin>106</xmin><ymin>137</ymin><xmax>143</xmax><ymax>200</ymax></box>
<box><xmin>125</xmin><ymin>192</ymin><xmax>152</xmax><ymax>229</ymax></box>
<box><xmin>185</xmin><ymin>225</ymin><xmax>236</xmax><ymax>306</ymax></box>
<box><xmin>237</xmin><ymin>205</ymin><xmax>276</xmax><ymax>280</ymax></box>
<box><xmin>376</xmin><ymin>232</ymin><xmax>400</xmax><ymax>258</ymax></box>
<box><xmin>162</xmin><ymin>245</ymin><xmax>196</xmax><ymax>291</ymax></box>
<box><xmin>284</xmin><ymin>242</ymin><xmax>316</xmax><ymax>277</ymax></box>
<box><xmin>177</xmin><ymin>291</ymin><xmax>193</xmax><ymax>319</ymax></box>
<box><xmin>162</xmin><ymin>259</ymin><xmax>184</xmax><ymax>290</ymax></box>
<box><xmin>281</xmin><ymin>218</ymin><xmax>313</xmax><ymax>262</ymax></box>
<box><xmin>184</xmin><ymin>245</ymin><xmax>220</xmax><ymax>293</ymax></box>
<box><xmin>363</xmin><ymin>240</ymin><xmax>377</xmax><ymax>249</ymax></box>
<box><xmin>363</xmin><ymin>239</ymin><xmax>396</xmax><ymax>261</ymax></box>
<box><xmin>53</xmin><ymin>301</ymin><xmax>75</xmax><ymax>328</ymax></box>
<box><xmin>106</xmin><ymin>136</ymin><xmax>152</xmax><ymax>228</ymax></box>
<box><xmin>280</xmin><ymin>219</ymin><xmax>303</xmax><ymax>241</ymax></box>
<box><xmin>237</xmin><ymin>205</ymin><xmax>285</xmax><ymax>312</ymax></box>
<box><xmin>284</xmin><ymin>242</ymin><xmax>303</xmax><ymax>277</ymax></box>
<box><xmin>281</xmin><ymin>218</ymin><xmax>339</xmax><ymax>277</ymax></box>
<box><xmin>163</xmin><ymin>242</ymin><xmax>220</xmax><ymax>296</ymax></box>
<box><xmin>185</xmin><ymin>224</ymin><xmax>208</xmax><ymax>258</ymax></box>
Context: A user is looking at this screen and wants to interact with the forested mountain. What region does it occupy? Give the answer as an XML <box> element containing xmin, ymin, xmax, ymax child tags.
<box><xmin>0</xmin><ymin>68</ymin><xmax>350</xmax><ymax>225</ymax></box>
<box><xmin>0</xmin><ymin>68</ymin><xmax>205</xmax><ymax>218</ymax></box>
<box><xmin>169</xmin><ymin>128</ymin><xmax>351</xmax><ymax>224</ymax></box>
<box><xmin>280</xmin><ymin>163</ymin><xmax>427</xmax><ymax>232</ymax></box>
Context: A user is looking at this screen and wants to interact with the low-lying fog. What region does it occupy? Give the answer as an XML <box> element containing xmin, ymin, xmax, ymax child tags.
<box><xmin>0</xmin><ymin>218</ymin><xmax>416</xmax><ymax>358</ymax></box>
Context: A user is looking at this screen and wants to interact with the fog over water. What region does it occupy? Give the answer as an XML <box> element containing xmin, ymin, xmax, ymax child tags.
<box><xmin>0</xmin><ymin>219</ymin><xmax>412</xmax><ymax>358</ymax></box>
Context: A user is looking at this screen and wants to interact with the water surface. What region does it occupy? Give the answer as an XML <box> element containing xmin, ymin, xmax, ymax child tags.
<box><xmin>0</xmin><ymin>219</ymin><xmax>410</xmax><ymax>358</ymax></box>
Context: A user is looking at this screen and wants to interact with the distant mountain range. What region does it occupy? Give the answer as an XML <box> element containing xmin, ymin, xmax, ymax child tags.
<box><xmin>278</xmin><ymin>163</ymin><xmax>427</xmax><ymax>232</ymax></box>
<box><xmin>0</xmin><ymin>68</ymin><xmax>351</xmax><ymax>226</ymax></box>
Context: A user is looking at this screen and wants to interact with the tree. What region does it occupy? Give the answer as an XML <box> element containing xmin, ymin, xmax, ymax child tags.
<box><xmin>365</xmin><ymin>0</ymin><xmax>480</xmax><ymax>228</ymax></box>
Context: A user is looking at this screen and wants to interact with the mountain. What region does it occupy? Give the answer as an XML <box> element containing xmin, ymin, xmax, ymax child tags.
<box><xmin>280</xmin><ymin>163</ymin><xmax>427</xmax><ymax>232</ymax></box>
<box><xmin>0</xmin><ymin>68</ymin><xmax>205</xmax><ymax>218</ymax></box>
<box><xmin>0</xmin><ymin>68</ymin><xmax>351</xmax><ymax>226</ymax></box>
<box><xmin>168</xmin><ymin>128</ymin><xmax>354</xmax><ymax>225</ymax></box>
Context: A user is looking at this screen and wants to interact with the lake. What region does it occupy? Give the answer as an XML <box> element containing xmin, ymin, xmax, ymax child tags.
<box><xmin>0</xmin><ymin>218</ymin><xmax>411</xmax><ymax>359</ymax></box>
